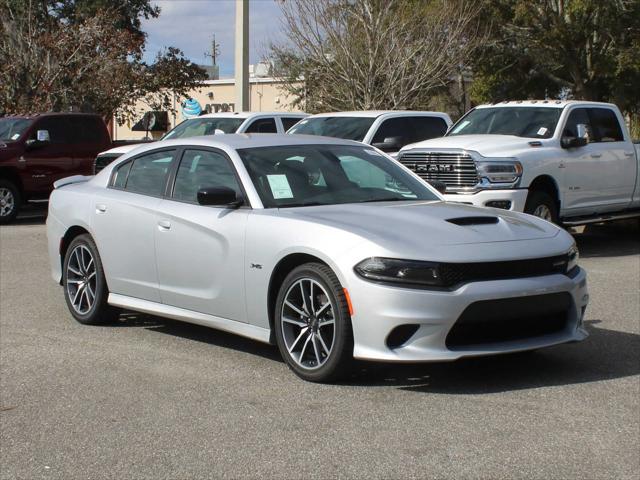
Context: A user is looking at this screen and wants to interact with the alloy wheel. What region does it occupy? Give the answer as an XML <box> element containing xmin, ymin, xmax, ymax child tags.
<box><xmin>532</xmin><ymin>204</ymin><xmax>553</xmax><ymax>221</ymax></box>
<box><xmin>280</xmin><ymin>278</ymin><xmax>335</xmax><ymax>370</ymax></box>
<box><xmin>0</xmin><ymin>187</ymin><xmax>15</xmax><ymax>218</ymax></box>
<box><xmin>66</xmin><ymin>245</ymin><xmax>97</xmax><ymax>315</ymax></box>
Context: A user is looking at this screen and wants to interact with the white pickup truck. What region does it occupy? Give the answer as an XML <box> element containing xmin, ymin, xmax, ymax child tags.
<box><xmin>397</xmin><ymin>100</ymin><xmax>640</xmax><ymax>225</ymax></box>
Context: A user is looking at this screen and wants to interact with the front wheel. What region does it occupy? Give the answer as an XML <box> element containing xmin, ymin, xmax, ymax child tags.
<box><xmin>525</xmin><ymin>190</ymin><xmax>559</xmax><ymax>224</ymax></box>
<box><xmin>274</xmin><ymin>263</ymin><xmax>353</xmax><ymax>382</ymax></box>
<box><xmin>62</xmin><ymin>234</ymin><xmax>119</xmax><ymax>325</ymax></box>
<box><xmin>0</xmin><ymin>180</ymin><xmax>21</xmax><ymax>224</ymax></box>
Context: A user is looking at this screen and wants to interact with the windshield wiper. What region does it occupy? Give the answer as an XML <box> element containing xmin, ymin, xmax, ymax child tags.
<box><xmin>360</xmin><ymin>197</ymin><xmax>409</xmax><ymax>203</ymax></box>
<box><xmin>277</xmin><ymin>201</ymin><xmax>324</xmax><ymax>208</ymax></box>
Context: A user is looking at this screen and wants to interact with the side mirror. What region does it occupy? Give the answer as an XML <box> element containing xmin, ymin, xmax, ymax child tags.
<box><xmin>576</xmin><ymin>123</ymin><xmax>588</xmax><ymax>140</ymax></box>
<box><xmin>561</xmin><ymin>136</ymin><xmax>588</xmax><ymax>149</ymax></box>
<box><xmin>37</xmin><ymin>130</ymin><xmax>50</xmax><ymax>142</ymax></box>
<box><xmin>429</xmin><ymin>180</ymin><xmax>447</xmax><ymax>194</ymax></box>
<box><xmin>371</xmin><ymin>136</ymin><xmax>403</xmax><ymax>152</ymax></box>
<box><xmin>197</xmin><ymin>186</ymin><xmax>244</xmax><ymax>208</ymax></box>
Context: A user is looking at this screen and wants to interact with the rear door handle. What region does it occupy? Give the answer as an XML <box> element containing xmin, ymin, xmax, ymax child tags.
<box><xmin>590</xmin><ymin>153</ymin><xmax>602</xmax><ymax>158</ymax></box>
<box><xmin>96</xmin><ymin>204</ymin><xmax>107</xmax><ymax>214</ymax></box>
<box><xmin>158</xmin><ymin>220</ymin><xmax>171</xmax><ymax>231</ymax></box>
<box><xmin>623</xmin><ymin>151</ymin><xmax>634</xmax><ymax>157</ymax></box>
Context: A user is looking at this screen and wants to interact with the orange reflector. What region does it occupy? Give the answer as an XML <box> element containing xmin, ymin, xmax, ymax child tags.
<box><xmin>343</xmin><ymin>288</ymin><xmax>354</xmax><ymax>316</ymax></box>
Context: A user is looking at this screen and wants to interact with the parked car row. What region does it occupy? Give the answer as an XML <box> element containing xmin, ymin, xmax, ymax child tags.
<box><xmin>3</xmin><ymin>101</ymin><xmax>639</xmax><ymax>226</ymax></box>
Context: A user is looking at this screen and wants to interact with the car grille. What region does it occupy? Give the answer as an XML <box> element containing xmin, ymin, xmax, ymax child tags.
<box><xmin>94</xmin><ymin>154</ymin><xmax>122</xmax><ymax>174</ymax></box>
<box><xmin>437</xmin><ymin>255</ymin><xmax>572</xmax><ymax>288</ymax></box>
<box><xmin>445</xmin><ymin>292</ymin><xmax>572</xmax><ymax>349</ymax></box>
<box><xmin>398</xmin><ymin>151</ymin><xmax>478</xmax><ymax>190</ymax></box>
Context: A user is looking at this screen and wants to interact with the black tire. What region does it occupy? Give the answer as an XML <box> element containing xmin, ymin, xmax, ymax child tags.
<box><xmin>274</xmin><ymin>262</ymin><xmax>353</xmax><ymax>383</ymax></box>
<box><xmin>62</xmin><ymin>234</ymin><xmax>119</xmax><ymax>325</ymax></box>
<box><xmin>0</xmin><ymin>179</ymin><xmax>21</xmax><ymax>224</ymax></box>
<box><xmin>525</xmin><ymin>190</ymin><xmax>559</xmax><ymax>224</ymax></box>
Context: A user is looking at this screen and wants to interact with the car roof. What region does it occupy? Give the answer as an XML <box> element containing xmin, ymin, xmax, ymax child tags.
<box><xmin>128</xmin><ymin>133</ymin><xmax>365</xmax><ymax>152</ymax></box>
<box><xmin>475</xmin><ymin>100</ymin><xmax>617</xmax><ymax>109</ymax></box>
<box><xmin>1</xmin><ymin>112</ymin><xmax>103</xmax><ymax>120</ymax></box>
<box><xmin>306</xmin><ymin>110</ymin><xmax>449</xmax><ymax>118</ymax></box>
<box><xmin>197</xmin><ymin>111</ymin><xmax>308</xmax><ymax>120</ymax></box>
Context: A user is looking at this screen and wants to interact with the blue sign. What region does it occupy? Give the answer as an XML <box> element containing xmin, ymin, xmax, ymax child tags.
<box><xmin>181</xmin><ymin>98</ymin><xmax>202</xmax><ymax>118</ymax></box>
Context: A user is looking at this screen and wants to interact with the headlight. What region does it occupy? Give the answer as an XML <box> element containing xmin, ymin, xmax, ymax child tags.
<box><xmin>354</xmin><ymin>257</ymin><xmax>445</xmax><ymax>287</ymax></box>
<box><xmin>476</xmin><ymin>159</ymin><xmax>523</xmax><ymax>184</ymax></box>
<box><xmin>567</xmin><ymin>244</ymin><xmax>579</xmax><ymax>273</ymax></box>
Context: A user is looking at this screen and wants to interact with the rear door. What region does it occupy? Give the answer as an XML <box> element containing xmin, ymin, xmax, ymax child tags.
<box><xmin>154</xmin><ymin>147</ymin><xmax>249</xmax><ymax>321</ymax></box>
<box><xmin>91</xmin><ymin>148</ymin><xmax>176</xmax><ymax>302</ymax></box>
<box><xmin>22</xmin><ymin>116</ymin><xmax>76</xmax><ymax>196</ymax></box>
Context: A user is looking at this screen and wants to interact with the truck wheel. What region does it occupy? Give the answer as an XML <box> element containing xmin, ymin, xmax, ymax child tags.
<box><xmin>525</xmin><ymin>191</ymin><xmax>559</xmax><ymax>224</ymax></box>
<box><xmin>0</xmin><ymin>180</ymin><xmax>21</xmax><ymax>224</ymax></box>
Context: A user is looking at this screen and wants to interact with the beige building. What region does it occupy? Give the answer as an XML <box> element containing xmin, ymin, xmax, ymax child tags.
<box><xmin>113</xmin><ymin>77</ymin><xmax>301</xmax><ymax>140</ymax></box>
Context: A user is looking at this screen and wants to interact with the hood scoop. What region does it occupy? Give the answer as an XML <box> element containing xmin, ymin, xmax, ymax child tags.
<box><xmin>447</xmin><ymin>216</ymin><xmax>499</xmax><ymax>226</ymax></box>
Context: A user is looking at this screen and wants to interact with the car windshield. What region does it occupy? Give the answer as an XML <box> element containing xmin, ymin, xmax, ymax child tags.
<box><xmin>161</xmin><ymin>117</ymin><xmax>245</xmax><ymax>140</ymax></box>
<box><xmin>287</xmin><ymin>116</ymin><xmax>375</xmax><ymax>141</ymax></box>
<box><xmin>447</xmin><ymin>107</ymin><xmax>561</xmax><ymax>139</ymax></box>
<box><xmin>0</xmin><ymin>118</ymin><xmax>32</xmax><ymax>142</ymax></box>
<box><xmin>238</xmin><ymin>144</ymin><xmax>439</xmax><ymax>208</ymax></box>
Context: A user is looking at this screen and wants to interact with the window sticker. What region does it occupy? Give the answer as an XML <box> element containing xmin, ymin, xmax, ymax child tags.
<box><xmin>11</xmin><ymin>133</ymin><xmax>20</xmax><ymax>140</ymax></box>
<box><xmin>267</xmin><ymin>174</ymin><xmax>294</xmax><ymax>199</ymax></box>
<box><xmin>537</xmin><ymin>127</ymin><xmax>548</xmax><ymax>136</ymax></box>
<box><xmin>452</xmin><ymin>120</ymin><xmax>470</xmax><ymax>133</ymax></box>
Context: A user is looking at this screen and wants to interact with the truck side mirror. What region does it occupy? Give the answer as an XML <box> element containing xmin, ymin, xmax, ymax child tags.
<box><xmin>561</xmin><ymin>136</ymin><xmax>588</xmax><ymax>149</ymax></box>
<box><xmin>25</xmin><ymin>130</ymin><xmax>51</xmax><ymax>150</ymax></box>
<box><xmin>37</xmin><ymin>130</ymin><xmax>50</xmax><ymax>142</ymax></box>
<box><xmin>372</xmin><ymin>136</ymin><xmax>402</xmax><ymax>152</ymax></box>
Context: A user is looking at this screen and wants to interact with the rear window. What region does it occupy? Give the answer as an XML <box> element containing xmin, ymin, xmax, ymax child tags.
<box><xmin>589</xmin><ymin>108</ymin><xmax>624</xmax><ymax>142</ymax></box>
<box><xmin>288</xmin><ymin>116</ymin><xmax>375</xmax><ymax>141</ymax></box>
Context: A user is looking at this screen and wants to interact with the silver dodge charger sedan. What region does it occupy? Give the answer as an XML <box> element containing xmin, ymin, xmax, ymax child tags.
<box><xmin>46</xmin><ymin>134</ymin><xmax>588</xmax><ymax>382</ymax></box>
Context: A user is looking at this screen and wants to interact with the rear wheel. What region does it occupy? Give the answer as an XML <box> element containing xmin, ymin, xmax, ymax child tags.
<box><xmin>0</xmin><ymin>180</ymin><xmax>21</xmax><ymax>224</ymax></box>
<box><xmin>62</xmin><ymin>234</ymin><xmax>119</xmax><ymax>325</ymax></box>
<box><xmin>274</xmin><ymin>263</ymin><xmax>353</xmax><ymax>382</ymax></box>
<box><xmin>525</xmin><ymin>190</ymin><xmax>559</xmax><ymax>224</ymax></box>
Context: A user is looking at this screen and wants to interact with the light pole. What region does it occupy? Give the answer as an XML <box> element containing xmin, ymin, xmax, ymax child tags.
<box><xmin>235</xmin><ymin>0</ymin><xmax>249</xmax><ymax>112</ymax></box>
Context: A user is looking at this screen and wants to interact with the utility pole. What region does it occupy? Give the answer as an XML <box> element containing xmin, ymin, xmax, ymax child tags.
<box><xmin>234</xmin><ymin>0</ymin><xmax>249</xmax><ymax>112</ymax></box>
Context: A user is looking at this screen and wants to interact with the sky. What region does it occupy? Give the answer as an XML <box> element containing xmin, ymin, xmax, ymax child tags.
<box><xmin>142</xmin><ymin>0</ymin><xmax>286</xmax><ymax>78</ymax></box>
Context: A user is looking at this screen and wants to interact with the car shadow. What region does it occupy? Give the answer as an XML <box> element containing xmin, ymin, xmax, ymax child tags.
<box><xmin>111</xmin><ymin>311</ymin><xmax>282</xmax><ymax>363</ymax></box>
<box><xmin>343</xmin><ymin>321</ymin><xmax>640</xmax><ymax>392</ymax></box>
<box><xmin>573</xmin><ymin>220</ymin><xmax>640</xmax><ymax>258</ymax></box>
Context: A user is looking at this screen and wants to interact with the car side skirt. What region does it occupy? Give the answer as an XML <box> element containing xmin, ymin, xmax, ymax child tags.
<box><xmin>108</xmin><ymin>293</ymin><xmax>272</xmax><ymax>344</ymax></box>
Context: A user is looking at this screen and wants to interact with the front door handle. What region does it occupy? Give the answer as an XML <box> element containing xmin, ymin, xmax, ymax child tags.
<box><xmin>590</xmin><ymin>153</ymin><xmax>602</xmax><ymax>158</ymax></box>
<box><xmin>96</xmin><ymin>204</ymin><xmax>107</xmax><ymax>214</ymax></box>
<box><xmin>158</xmin><ymin>220</ymin><xmax>171</xmax><ymax>231</ymax></box>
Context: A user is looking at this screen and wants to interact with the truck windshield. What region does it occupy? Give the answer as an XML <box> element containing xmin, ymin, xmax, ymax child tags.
<box><xmin>238</xmin><ymin>144</ymin><xmax>438</xmax><ymax>208</ymax></box>
<box><xmin>288</xmin><ymin>117</ymin><xmax>375</xmax><ymax>141</ymax></box>
<box><xmin>448</xmin><ymin>107</ymin><xmax>561</xmax><ymax>139</ymax></box>
<box><xmin>0</xmin><ymin>118</ymin><xmax>32</xmax><ymax>142</ymax></box>
<box><xmin>161</xmin><ymin>117</ymin><xmax>244</xmax><ymax>140</ymax></box>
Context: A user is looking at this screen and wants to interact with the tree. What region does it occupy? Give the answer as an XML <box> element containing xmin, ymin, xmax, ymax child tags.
<box><xmin>470</xmin><ymin>0</ymin><xmax>640</xmax><ymax>134</ymax></box>
<box><xmin>270</xmin><ymin>0</ymin><xmax>484</xmax><ymax>113</ymax></box>
<box><xmin>0</xmin><ymin>0</ymin><xmax>206</xmax><ymax>123</ymax></box>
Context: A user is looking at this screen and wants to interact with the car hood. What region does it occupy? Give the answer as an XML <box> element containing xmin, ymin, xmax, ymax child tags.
<box><xmin>278</xmin><ymin>201</ymin><xmax>560</xmax><ymax>249</ymax></box>
<box><xmin>400</xmin><ymin>134</ymin><xmax>539</xmax><ymax>157</ymax></box>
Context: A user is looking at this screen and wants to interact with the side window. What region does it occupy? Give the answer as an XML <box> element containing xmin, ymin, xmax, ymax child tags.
<box><xmin>563</xmin><ymin>108</ymin><xmax>592</xmax><ymax>141</ymax></box>
<box><xmin>68</xmin><ymin>117</ymin><xmax>104</xmax><ymax>144</ymax></box>
<box><xmin>589</xmin><ymin>108</ymin><xmax>624</xmax><ymax>143</ymax></box>
<box><xmin>172</xmin><ymin>149</ymin><xmax>241</xmax><ymax>203</ymax></box>
<box><xmin>112</xmin><ymin>161</ymin><xmax>132</xmax><ymax>188</ymax></box>
<box><xmin>245</xmin><ymin>118</ymin><xmax>278</xmax><ymax>133</ymax></box>
<box><xmin>124</xmin><ymin>150</ymin><xmax>174</xmax><ymax>196</ymax></box>
<box><xmin>281</xmin><ymin>117</ymin><xmax>303</xmax><ymax>131</ymax></box>
<box><xmin>371</xmin><ymin>118</ymin><xmax>409</xmax><ymax>148</ymax></box>
<box><xmin>410</xmin><ymin>117</ymin><xmax>448</xmax><ymax>143</ymax></box>
<box><xmin>32</xmin><ymin>117</ymin><xmax>70</xmax><ymax>144</ymax></box>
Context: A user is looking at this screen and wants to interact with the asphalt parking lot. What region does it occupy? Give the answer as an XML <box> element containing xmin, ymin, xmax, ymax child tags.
<box><xmin>1</xmin><ymin>211</ymin><xmax>638</xmax><ymax>479</ymax></box>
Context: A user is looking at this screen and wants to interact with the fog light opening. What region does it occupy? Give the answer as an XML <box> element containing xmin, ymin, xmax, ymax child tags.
<box><xmin>386</xmin><ymin>324</ymin><xmax>420</xmax><ymax>349</ymax></box>
<box><xmin>485</xmin><ymin>200</ymin><xmax>512</xmax><ymax>210</ymax></box>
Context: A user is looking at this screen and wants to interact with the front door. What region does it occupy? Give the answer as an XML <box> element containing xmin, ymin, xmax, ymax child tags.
<box><xmin>154</xmin><ymin>148</ymin><xmax>248</xmax><ymax>322</ymax></box>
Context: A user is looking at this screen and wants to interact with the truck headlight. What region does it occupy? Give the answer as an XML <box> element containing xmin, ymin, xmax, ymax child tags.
<box><xmin>567</xmin><ymin>244</ymin><xmax>579</xmax><ymax>273</ymax></box>
<box><xmin>354</xmin><ymin>257</ymin><xmax>445</xmax><ymax>287</ymax></box>
<box><xmin>477</xmin><ymin>159</ymin><xmax>523</xmax><ymax>184</ymax></box>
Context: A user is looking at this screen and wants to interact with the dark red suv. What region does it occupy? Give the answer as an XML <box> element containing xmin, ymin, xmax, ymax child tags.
<box><xmin>0</xmin><ymin>113</ymin><xmax>111</xmax><ymax>223</ymax></box>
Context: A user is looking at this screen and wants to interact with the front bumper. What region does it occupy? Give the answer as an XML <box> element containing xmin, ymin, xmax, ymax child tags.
<box><xmin>443</xmin><ymin>189</ymin><xmax>528</xmax><ymax>212</ymax></box>
<box><xmin>347</xmin><ymin>267</ymin><xmax>588</xmax><ymax>362</ymax></box>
